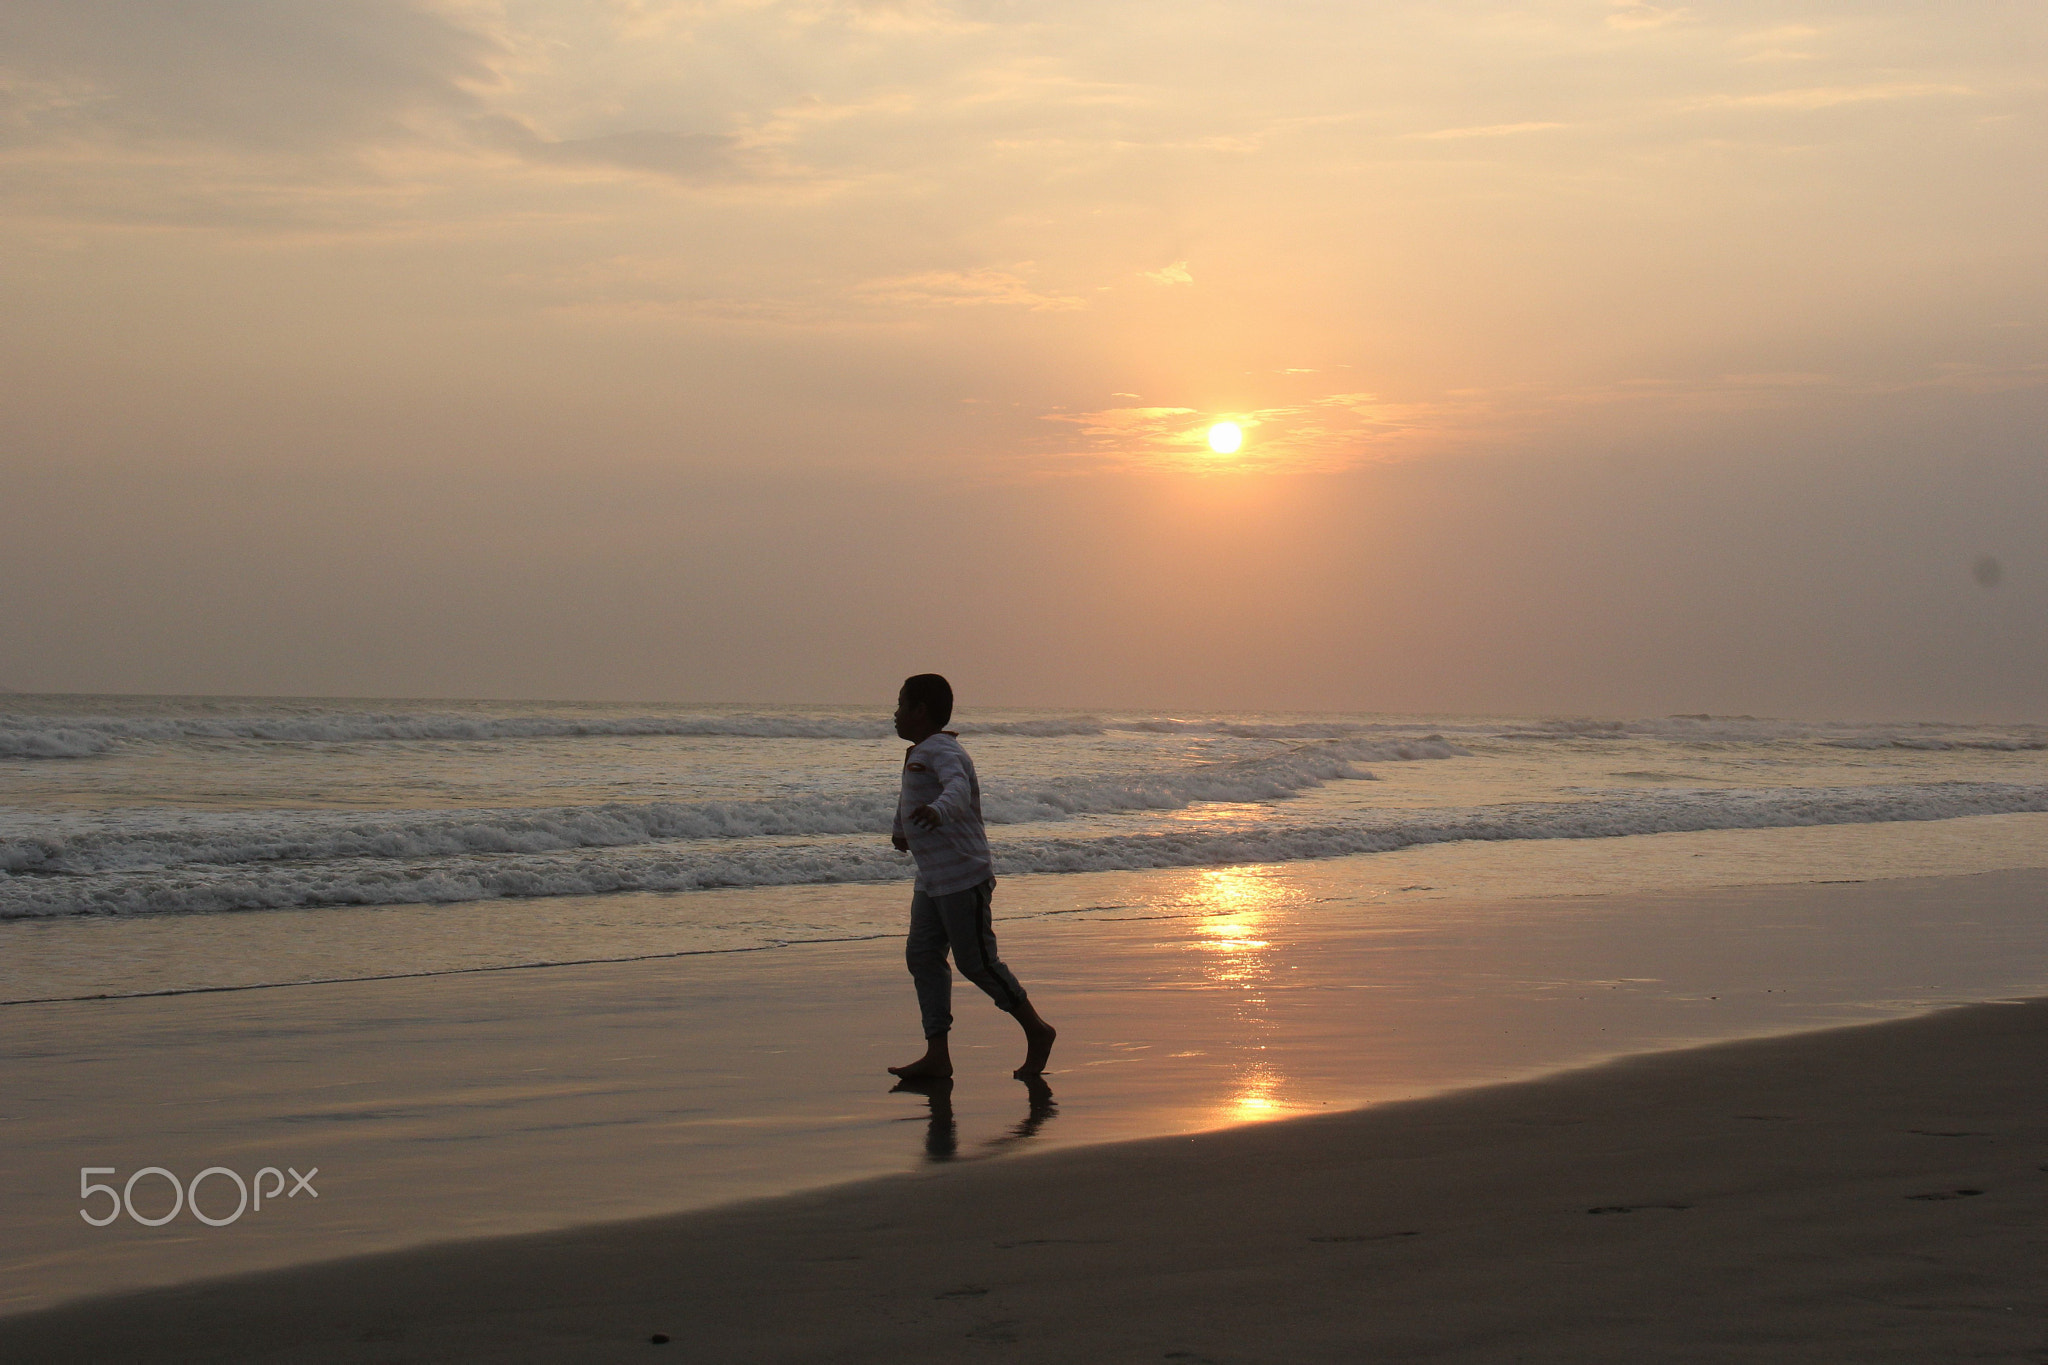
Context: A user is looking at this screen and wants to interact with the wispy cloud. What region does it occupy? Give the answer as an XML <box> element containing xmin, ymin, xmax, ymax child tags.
<box><xmin>1692</xmin><ymin>83</ymin><xmax>1974</xmax><ymax>112</ymax></box>
<box><xmin>1920</xmin><ymin>361</ymin><xmax>2048</xmax><ymax>395</ymax></box>
<box><xmin>1038</xmin><ymin>391</ymin><xmax>1470</xmax><ymax>473</ymax></box>
<box><xmin>1038</xmin><ymin>356</ymin><xmax>2048</xmax><ymax>476</ymax></box>
<box><xmin>1409</xmin><ymin>121</ymin><xmax>1570</xmax><ymax>141</ymax></box>
<box><xmin>854</xmin><ymin>267</ymin><xmax>1084</xmax><ymax>312</ymax></box>
<box><xmin>0</xmin><ymin>0</ymin><xmax>501</xmax><ymax>153</ymax></box>
<box><xmin>1606</xmin><ymin>2</ymin><xmax>1692</xmax><ymax>31</ymax></box>
<box><xmin>1733</xmin><ymin>25</ymin><xmax>1823</xmax><ymax>63</ymax></box>
<box><xmin>1524</xmin><ymin>362</ymin><xmax>2048</xmax><ymax>413</ymax></box>
<box><xmin>485</xmin><ymin>120</ymin><xmax>753</xmax><ymax>182</ymax></box>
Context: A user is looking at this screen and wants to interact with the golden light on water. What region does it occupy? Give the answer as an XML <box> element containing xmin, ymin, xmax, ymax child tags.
<box><xmin>1230</xmin><ymin>1068</ymin><xmax>1282</xmax><ymax>1121</ymax></box>
<box><xmin>1185</xmin><ymin>867</ymin><xmax>1297</xmax><ymax>1123</ymax></box>
<box><xmin>1207</xmin><ymin>422</ymin><xmax>1242</xmax><ymax>455</ymax></box>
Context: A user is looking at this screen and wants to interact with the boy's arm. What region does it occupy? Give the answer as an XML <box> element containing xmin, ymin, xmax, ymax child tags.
<box><xmin>923</xmin><ymin>743</ymin><xmax>977</xmax><ymax>824</ymax></box>
<box><xmin>891</xmin><ymin>803</ymin><xmax>908</xmax><ymax>850</ymax></box>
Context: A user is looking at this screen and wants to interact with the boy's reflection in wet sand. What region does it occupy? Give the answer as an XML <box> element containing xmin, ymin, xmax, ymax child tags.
<box><xmin>891</xmin><ymin>1077</ymin><xmax>958</xmax><ymax>1161</ymax></box>
<box><xmin>890</xmin><ymin>1077</ymin><xmax>1058</xmax><ymax>1164</ymax></box>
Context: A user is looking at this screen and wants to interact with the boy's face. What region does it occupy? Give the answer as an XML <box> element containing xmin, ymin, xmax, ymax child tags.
<box><xmin>893</xmin><ymin>691</ymin><xmax>926</xmax><ymax>741</ymax></box>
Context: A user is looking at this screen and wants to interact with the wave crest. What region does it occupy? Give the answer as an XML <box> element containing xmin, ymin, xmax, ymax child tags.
<box><xmin>0</xmin><ymin>710</ymin><xmax>1115</xmax><ymax>757</ymax></box>
<box><xmin>6</xmin><ymin>779</ymin><xmax>2042</xmax><ymax>920</ymax></box>
<box><xmin>0</xmin><ymin>737</ymin><xmax>1462</xmax><ymax>876</ymax></box>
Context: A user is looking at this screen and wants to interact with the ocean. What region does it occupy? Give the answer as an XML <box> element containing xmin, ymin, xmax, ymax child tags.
<box><xmin>10</xmin><ymin>692</ymin><xmax>2048</xmax><ymax>1314</ymax></box>
<box><xmin>5</xmin><ymin>694</ymin><xmax>2046</xmax><ymax>1002</ymax></box>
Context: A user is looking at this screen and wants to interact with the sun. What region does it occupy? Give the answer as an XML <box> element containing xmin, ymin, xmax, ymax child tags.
<box><xmin>1207</xmin><ymin>422</ymin><xmax>1242</xmax><ymax>455</ymax></box>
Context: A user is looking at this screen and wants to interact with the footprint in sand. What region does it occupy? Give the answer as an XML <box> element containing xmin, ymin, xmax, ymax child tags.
<box><xmin>1310</xmin><ymin>1231</ymin><xmax>1421</xmax><ymax>1242</ymax></box>
<box><xmin>1905</xmin><ymin>1189</ymin><xmax>1984</xmax><ymax>1201</ymax></box>
<box><xmin>1587</xmin><ymin>1202</ymin><xmax>1692</xmax><ymax>1215</ymax></box>
<box><xmin>995</xmin><ymin>1237</ymin><xmax>1111</xmax><ymax>1248</ymax></box>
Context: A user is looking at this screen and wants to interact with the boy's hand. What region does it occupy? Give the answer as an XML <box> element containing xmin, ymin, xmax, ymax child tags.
<box><xmin>892</xmin><ymin>833</ymin><xmax>909</xmax><ymax>852</ymax></box>
<box><xmin>909</xmin><ymin>804</ymin><xmax>941</xmax><ymax>830</ymax></box>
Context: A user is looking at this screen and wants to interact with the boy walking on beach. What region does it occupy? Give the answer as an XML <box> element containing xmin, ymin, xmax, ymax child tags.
<box><xmin>886</xmin><ymin>674</ymin><xmax>1056</xmax><ymax>1080</ymax></box>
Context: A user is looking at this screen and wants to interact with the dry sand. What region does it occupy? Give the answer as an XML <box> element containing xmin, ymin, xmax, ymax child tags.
<box><xmin>5</xmin><ymin>995</ymin><xmax>2045</xmax><ymax>1363</ymax></box>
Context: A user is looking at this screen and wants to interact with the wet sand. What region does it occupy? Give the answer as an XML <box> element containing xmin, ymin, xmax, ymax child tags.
<box><xmin>2</xmin><ymin>865</ymin><xmax>2047</xmax><ymax>1355</ymax></box>
<box><xmin>5</xmin><ymin>994</ymin><xmax>2046</xmax><ymax>1362</ymax></box>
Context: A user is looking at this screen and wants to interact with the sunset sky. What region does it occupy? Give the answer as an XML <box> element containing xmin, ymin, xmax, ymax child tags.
<box><xmin>3</xmin><ymin>0</ymin><xmax>2043</xmax><ymax>717</ymax></box>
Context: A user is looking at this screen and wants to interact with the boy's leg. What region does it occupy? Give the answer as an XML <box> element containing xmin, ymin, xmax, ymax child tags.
<box><xmin>890</xmin><ymin>888</ymin><xmax>954</xmax><ymax>1078</ymax></box>
<box><xmin>931</xmin><ymin>880</ymin><xmax>1028</xmax><ymax>1016</ymax></box>
<box><xmin>905</xmin><ymin>886</ymin><xmax>954</xmax><ymax>1037</ymax></box>
<box><xmin>933</xmin><ymin>880</ymin><xmax>1057</xmax><ymax>1077</ymax></box>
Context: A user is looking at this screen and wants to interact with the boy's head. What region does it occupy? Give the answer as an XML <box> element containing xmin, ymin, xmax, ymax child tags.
<box><xmin>895</xmin><ymin>673</ymin><xmax>954</xmax><ymax>737</ymax></box>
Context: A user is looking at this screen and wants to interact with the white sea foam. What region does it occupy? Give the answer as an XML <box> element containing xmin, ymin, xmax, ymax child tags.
<box><xmin>1822</xmin><ymin>734</ymin><xmax>2048</xmax><ymax>752</ymax></box>
<box><xmin>7</xmin><ymin>780</ymin><xmax>2044</xmax><ymax>920</ymax></box>
<box><xmin>9</xmin><ymin>703</ymin><xmax>2040</xmax><ymax>760</ymax></box>
<box><xmin>0</xmin><ymin>710</ymin><xmax>1115</xmax><ymax>758</ymax></box>
<box><xmin>1121</xmin><ymin>719</ymin><xmax>1427</xmax><ymax>739</ymax></box>
<box><xmin>1495</xmin><ymin>715</ymin><xmax>2048</xmax><ymax>748</ymax></box>
<box><xmin>0</xmin><ymin>726</ymin><xmax>116</xmax><ymax>759</ymax></box>
<box><xmin>972</xmin><ymin>717</ymin><xmax>1110</xmax><ymax>737</ymax></box>
<box><xmin>0</xmin><ymin>737</ymin><xmax>1462</xmax><ymax>876</ymax></box>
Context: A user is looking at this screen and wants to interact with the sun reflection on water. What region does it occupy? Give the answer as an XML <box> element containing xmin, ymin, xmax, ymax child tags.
<box><xmin>1184</xmin><ymin>868</ymin><xmax>1300</xmax><ymax>1124</ymax></box>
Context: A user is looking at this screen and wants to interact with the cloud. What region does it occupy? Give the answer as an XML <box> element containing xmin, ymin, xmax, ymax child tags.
<box><xmin>1039</xmin><ymin>391</ymin><xmax>1464</xmax><ymax>473</ymax></box>
<box><xmin>523</xmin><ymin>252</ymin><xmax>1090</xmax><ymax>329</ymax></box>
<box><xmin>1733</xmin><ymin>24</ymin><xmax>1822</xmax><ymax>63</ymax></box>
<box><xmin>1921</xmin><ymin>361</ymin><xmax>2048</xmax><ymax>395</ymax></box>
<box><xmin>0</xmin><ymin>0</ymin><xmax>500</xmax><ymax>153</ymax></box>
<box><xmin>482</xmin><ymin>119</ymin><xmax>750</xmax><ymax>182</ymax></box>
<box><xmin>532</xmin><ymin>130</ymin><xmax>739</xmax><ymax>178</ymax></box>
<box><xmin>1738</xmin><ymin>26</ymin><xmax>1822</xmax><ymax>44</ymax></box>
<box><xmin>1526</xmin><ymin>362</ymin><xmax>2048</xmax><ymax>414</ymax></box>
<box><xmin>853</xmin><ymin>267</ymin><xmax>1083</xmax><ymax>312</ymax></box>
<box><xmin>1693</xmin><ymin>83</ymin><xmax>1974</xmax><ymax>112</ymax></box>
<box><xmin>1409</xmin><ymin>121</ymin><xmax>1570</xmax><ymax>141</ymax></box>
<box><xmin>1607</xmin><ymin>3</ymin><xmax>1691</xmax><ymax>32</ymax></box>
<box><xmin>1035</xmin><ymin>358</ymin><xmax>2048</xmax><ymax>477</ymax></box>
<box><xmin>1142</xmin><ymin>260</ymin><xmax>1193</xmax><ymax>285</ymax></box>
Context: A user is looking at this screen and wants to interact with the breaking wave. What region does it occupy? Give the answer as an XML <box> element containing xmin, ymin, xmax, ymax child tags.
<box><xmin>0</xmin><ymin>710</ymin><xmax>1108</xmax><ymax>758</ymax></box>
<box><xmin>0</xmin><ymin>738</ymin><xmax>1464</xmax><ymax>877</ymax></box>
<box><xmin>9</xmin><ymin>703</ymin><xmax>2042</xmax><ymax>761</ymax></box>
<box><xmin>1822</xmin><ymin>734</ymin><xmax>2048</xmax><ymax>752</ymax></box>
<box><xmin>1122</xmin><ymin>719</ymin><xmax>1430</xmax><ymax>739</ymax></box>
<box><xmin>1496</xmin><ymin>715</ymin><xmax>2048</xmax><ymax>748</ymax></box>
<box><xmin>7</xmin><ymin>779</ymin><xmax>2044</xmax><ymax>920</ymax></box>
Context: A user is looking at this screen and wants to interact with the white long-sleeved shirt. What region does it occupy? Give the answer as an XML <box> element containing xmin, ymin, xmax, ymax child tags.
<box><xmin>892</xmin><ymin>731</ymin><xmax>993</xmax><ymax>896</ymax></box>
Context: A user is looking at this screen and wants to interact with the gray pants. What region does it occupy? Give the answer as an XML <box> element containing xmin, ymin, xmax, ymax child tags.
<box><xmin>907</xmin><ymin>879</ymin><xmax>1028</xmax><ymax>1039</ymax></box>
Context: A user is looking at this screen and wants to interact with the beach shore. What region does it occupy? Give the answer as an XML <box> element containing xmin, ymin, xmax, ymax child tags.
<box><xmin>6</xmin><ymin>993</ymin><xmax>2046</xmax><ymax>1362</ymax></box>
<box><xmin>7</xmin><ymin>863</ymin><xmax>2048</xmax><ymax>1320</ymax></box>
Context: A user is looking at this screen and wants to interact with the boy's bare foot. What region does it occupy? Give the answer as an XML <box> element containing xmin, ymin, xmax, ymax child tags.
<box><xmin>888</xmin><ymin>1056</ymin><xmax>953</xmax><ymax>1080</ymax></box>
<box><xmin>889</xmin><ymin>1038</ymin><xmax>952</xmax><ymax>1080</ymax></box>
<box><xmin>1014</xmin><ymin>1019</ymin><xmax>1057</xmax><ymax>1078</ymax></box>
